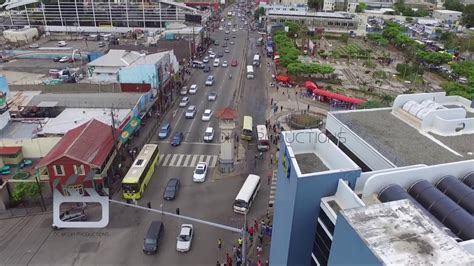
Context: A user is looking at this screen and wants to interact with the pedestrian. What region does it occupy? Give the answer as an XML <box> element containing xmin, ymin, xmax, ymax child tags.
<box><xmin>147</xmin><ymin>202</ymin><xmax>151</xmax><ymax>209</ymax></box>
<box><xmin>218</xmin><ymin>238</ymin><xmax>222</xmax><ymax>249</ymax></box>
<box><xmin>270</xmin><ymin>98</ymin><xmax>273</xmax><ymax>105</ymax></box>
<box><xmin>256</xmin><ymin>245</ymin><xmax>262</xmax><ymax>257</ymax></box>
<box><xmin>280</xmin><ymin>105</ymin><xmax>283</xmax><ymax>111</ymax></box>
<box><xmin>276</xmin><ymin>86</ymin><xmax>279</xmax><ymax>92</ymax></box>
<box><xmin>248</xmin><ymin>226</ymin><xmax>254</xmax><ymax>236</ymax></box>
<box><xmin>238</xmin><ymin>237</ymin><xmax>243</xmax><ymax>247</ymax></box>
<box><xmin>249</xmin><ymin>235</ymin><xmax>254</xmax><ymax>243</ymax></box>
<box><xmin>216</xmin><ymin>260</ymin><xmax>221</xmax><ymax>266</ymax></box>
<box><xmin>270</xmin><ymin>134</ymin><xmax>273</xmax><ymax>142</ymax></box>
<box><xmin>273</xmin><ymin>124</ymin><xmax>276</xmax><ymax>132</ymax></box>
<box><xmin>307</xmin><ymin>104</ymin><xmax>310</xmax><ymax>111</ymax></box>
<box><xmin>270</xmin><ymin>153</ymin><xmax>274</xmax><ymax>164</ymax></box>
<box><xmin>257</xmin><ymin>259</ymin><xmax>262</xmax><ymax>266</ymax></box>
<box><xmin>259</xmin><ymin>231</ymin><xmax>264</xmax><ymax>244</ymax></box>
<box><xmin>254</xmin><ymin>220</ymin><xmax>259</xmax><ymax>232</ymax></box>
<box><xmin>175</xmin><ymin>207</ymin><xmax>180</xmax><ymax>215</ymax></box>
<box><xmin>265</xmin><ymin>260</ymin><xmax>269</xmax><ymax>266</ymax></box>
<box><xmin>232</xmin><ymin>245</ymin><xmax>237</xmax><ymax>255</ymax></box>
<box><xmin>267</xmin><ymin>173</ymin><xmax>271</xmax><ymax>185</ymax></box>
<box><xmin>226</xmin><ymin>253</ymin><xmax>233</xmax><ymax>266</ymax></box>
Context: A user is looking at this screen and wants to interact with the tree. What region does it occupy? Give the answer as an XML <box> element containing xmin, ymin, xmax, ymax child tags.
<box><xmin>308</xmin><ymin>0</ymin><xmax>324</xmax><ymax>10</ymax></box>
<box><xmin>11</xmin><ymin>182</ymin><xmax>41</xmax><ymax>203</ymax></box>
<box><xmin>444</xmin><ymin>0</ymin><xmax>465</xmax><ymax>12</ymax></box>
<box><xmin>284</xmin><ymin>21</ymin><xmax>301</xmax><ymax>33</ymax></box>
<box><xmin>442</xmin><ymin>82</ymin><xmax>474</xmax><ymax>100</ymax></box>
<box><xmin>461</xmin><ymin>4</ymin><xmax>474</xmax><ymax>28</ymax></box>
<box><xmin>355</xmin><ymin>3</ymin><xmax>368</xmax><ymax>13</ymax></box>
<box><xmin>416</xmin><ymin>51</ymin><xmax>453</xmax><ymax>65</ymax></box>
<box><xmin>452</xmin><ymin>61</ymin><xmax>474</xmax><ymax>81</ymax></box>
<box><xmin>254</xmin><ymin>7</ymin><xmax>265</xmax><ymax>19</ymax></box>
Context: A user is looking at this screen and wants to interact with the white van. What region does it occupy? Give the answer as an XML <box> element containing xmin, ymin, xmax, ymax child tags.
<box><xmin>213</xmin><ymin>58</ymin><xmax>220</xmax><ymax>67</ymax></box>
<box><xmin>246</xmin><ymin>65</ymin><xmax>254</xmax><ymax>79</ymax></box>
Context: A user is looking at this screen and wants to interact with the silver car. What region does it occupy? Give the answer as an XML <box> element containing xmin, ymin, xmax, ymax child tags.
<box><xmin>185</xmin><ymin>105</ymin><xmax>197</xmax><ymax>118</ymax></box>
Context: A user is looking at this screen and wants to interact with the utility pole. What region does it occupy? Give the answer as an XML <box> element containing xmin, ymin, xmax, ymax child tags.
<box><xmin>108</xmin><ymin>106</ymin><xmax>119</xmax><ymax>196</ymax></box>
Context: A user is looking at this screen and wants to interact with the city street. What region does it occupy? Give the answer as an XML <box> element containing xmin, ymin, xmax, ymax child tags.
<box><xmin>0</xmin><ymin>6</ymin><xmax>273</xmax><ymax>265</ymax></box>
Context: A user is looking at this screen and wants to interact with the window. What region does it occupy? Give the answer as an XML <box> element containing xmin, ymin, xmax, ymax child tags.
<box><xmin>74</xmin><ymin>165</ymin><xmax>85</xmax><ymax>175</ymax></box>
<box><xmin>54</xmin><ymin>165</ymin><xmax>65</xmax><ymax>176</ymax></box>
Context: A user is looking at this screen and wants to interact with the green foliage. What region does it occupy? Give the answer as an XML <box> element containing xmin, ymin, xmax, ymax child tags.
<box><xmin>355</xmin><ymin>2</ymin><xmax>368</xmax><ymax>13</ymax></box>
<box><xmin>308</xmin><ymin>0</ymin><xmax>324</xmax><ymax>10</ymax></box>
<box><xmin>340</xmin><ymin>34</ymin><xmax>349</xmax><ymax>44</ymax></box>
<box><xmin>11</xmin><ymin>182</ymin><xmax>41</xmax><ymax>203</ymax></box>
<box><xmin>287</xmin><ymin>63</ymin><xmax>335</xmax><ymax>75</ymax></box>
<box><xmin>443</xmin><ymin>82</ymin><xmax>474</xmax><ymax>99</ymax></box>
<box><xmin>373</xmin><ymin>70</ymin><xmax>388</xmax><ymax>79</ymax></box>
<box><xmin>273</xmin><ymin>32</ymin><xmax>301</xmax><ymax>67</ymax></box>
<box><xmin>359</xmin><ymin>100</ymin><xmax>383</xmax><ymax>109</ymax></box>
<box><xmin>331</xmin><ymin>43</ymin><xmax>371</xmax><ymax>58</ymax></box>
<box><xmin>254</xmin><ymin>7</ymin><xmax>265</xmax><ymax>19</ymax></box>
<box><xmin>394</xmin><ymin>3</ymin><xmax>429</xmax><ymax>17</ymax></box>
<box><xmin>366</xmin><ymin>33</ymin><xmax>389</xmax><ymax>46</ymax></box>
<box><xmin>461</xmin><ymin>4</ymin><xmax>474</xmax><ymax>28</ymax></box>
<box><xmin>416</xmin><ymin>51</ymin><xmax>453</xmax><ymax>65</ymax></box>
<box><xmin>396</xmin><ymin>63</ymin><xmax>424</xmax><ymax>76</ymax></box>
<box><xmin>284</xmin><ymin>21</ymin><xmax>301</xmax><ymax>33</ymax></box>
<box><xmin>444</xmin><ymin>0</ymin><xmax>465</xmax><ymax>11</ymax></box>
<box><xmin>363</xmin><ymin>60</ymin><xmax>376</xmax><ymax>68</ymax></box>
<box><xmin>452</xmin><ymin>61</ymin><xmax>474</xmax><ymax>82</ymax></box>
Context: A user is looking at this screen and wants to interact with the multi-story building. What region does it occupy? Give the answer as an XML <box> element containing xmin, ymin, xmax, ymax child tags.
<box><xmin>433</xmin><ymin>9</ymin><xmax>463</xmax><ymax>25</ymax></box>
<box><xmin>270</xmin><ymin>92</ymin><xmax>474</xmax><ymax>265</ymax></box>
<box><xmin>2</xmin><ymin>0</ymin><xmax>211</xmax><ymax>32</ymax></box>
<box><xmin>264</xmin><ymin>4</ymin><xmax>366</xmax><ymax>35</ymax></box>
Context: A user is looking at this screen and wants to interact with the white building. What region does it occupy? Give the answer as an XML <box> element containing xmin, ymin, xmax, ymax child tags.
<box><xmin>433</xmin><ymin>10</ymin><xmax>463</xmax><ymax>25</ymax></box>
<box><xmin>323</xmin><ymin>0</ymin><xmax>336</xmax><ymax>11</ymax></box>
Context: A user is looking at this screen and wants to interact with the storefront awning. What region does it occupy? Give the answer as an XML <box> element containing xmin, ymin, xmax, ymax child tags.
<box><xmin>276</xmin><ymin>75</ymin><xmax>289</xmax><ymax>82</ymax></box>
<box><xmin>119</xmin><ymin>116</ymin><xmax>141</xmax><ymax>144</ymax></box>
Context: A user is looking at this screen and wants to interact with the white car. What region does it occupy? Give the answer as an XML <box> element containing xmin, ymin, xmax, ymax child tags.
<box><xmin>59</xmin><ymin>56</ymin><xmax>70</xmax><ymax>63</ymax></box>
<box><xmin>176</xmin><ymin>224</ymin><xmax>193</xmax><ymax>252</ymax></box>
<box><xmin>230</xmin><ymin>41</ymin><xmax>235</xmax><ymax>45</ymax></box>
<box><xmin>225</xmin><ymin>30</ymin><xmax>230</xmax><ymax>34</ymax></box>
<box><xmin>227</xmin><ymin>22</ymin><xmax>232</xmax><ymax>26</ymax></box>
<box><xmin>29</xmin><ymin>43</ymin><xmax>39</xmax><ymax>48</ymax></box>
<box><xmin>208</xmin><ymin>91</ymin><xmax>217</xmax><ymax>101</ymax></box>
<box><xmin>202</xmin><ymin>109</ymin><xmax>213</xmax><ymax>121</ymax></box>
<box><xmin>213</xmin><ymin>59</ymin><xmax>220</xmax><ymax>67</ymax></box>
<box><xmin>205</xmin><ymin>75</ymin><xmax>215</xmax><ymax>86</ymax></box>
<box><xmin>57</xmin><ymin>41</ymin><xmax>67</xmax><ymax>47</ymax></box>
<box><xmin>232</xmin><ymin>28</ymin><xmax>236</xmax><ymax>32</ymax></box>
<box><xmin>219</xmin><ymin>27</ymin><xmax>223</xmax><ymax>31</ymax></box>
<box><xmin>180</xmin><ymin>86</ymin><xmax>188</xmax><ymax>96</ymax></box>
<box><xmin>185</xmin><ymin>105</ymin><xmax>197</xmax><ymax>118</ymax></box>
<box><xmin>189</xmin><ymin>84</ymin><xmax>198</xmax><ymax>94</ymax></box>
<box><xmin>203</xmin><ymin>56</ymin><xmax>209</xmax><ymax>63</ymax></box>
<box><xmin>203</xmin><ymin>127</ymin><xmax>214</xmax><ymax>142</ymax></box>
<box><xmin>179</xmin><ymin>97</ymin><xmax>189</xmax><ymax>107</ymax></box>
<box><xmin>222</xmin><ymin>61</ymin><xmax>228</xmax><ymax>67</ymax></box>
<box><xmin>209</xmin><ymin>53</ymin><xmax>216</xmax><ymax>59</ymax></box>
<box><xmin>193</xmin><ymin>162</ymin><xmax>208</xmax><ymax>182</ymax></box>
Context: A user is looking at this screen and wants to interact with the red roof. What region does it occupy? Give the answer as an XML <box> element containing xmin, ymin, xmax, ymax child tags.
<box><xmin>36</xmin><ymin>119</ymin><xmax>121</xmax><ymax>169</ymax></box>
<box><xmin>304</xmin><ymin>81</ymin><xmax>366</xmax><ymax>105</ymax></box>
<box><xmin>0</xmin><ymin>146</ymin><xmax>22</xmax><ymax>155</ymax></box>
<box><xmin>276</xmin><ymin>75</ymin><xmax>289</xmax><ymax>82</ymax></box>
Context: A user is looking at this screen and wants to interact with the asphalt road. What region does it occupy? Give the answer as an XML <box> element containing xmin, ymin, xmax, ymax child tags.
<box><xmin>0</xmin><ymin>7</ymin><xmax>272</xmax><ymax>266</ymax></box>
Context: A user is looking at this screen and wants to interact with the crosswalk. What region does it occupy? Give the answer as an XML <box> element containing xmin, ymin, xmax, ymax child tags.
<box><xmin>268</xmin><ymin>170</ymin><xmax>277</xmax><ymax>209</ymax></box>
<box><xmin>157</xmin><ymin>154</ymin><xmax>218</xmax><ymax>168</ymax></box>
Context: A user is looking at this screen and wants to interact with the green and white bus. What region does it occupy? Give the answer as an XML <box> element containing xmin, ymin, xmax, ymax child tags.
<box><xmin>241</xmin><ymin>116</ymin><xmax>253</xmax><ymax>141</ymax></box>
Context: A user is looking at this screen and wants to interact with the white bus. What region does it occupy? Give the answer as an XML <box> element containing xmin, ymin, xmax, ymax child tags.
<box><xmin>246</xmin><ymin>65</ymin><xmax>254</xmax><ymax>79</ymax></box>
<box><xmin>253</xmin><ymin>54</ymin><xmax>260</xmax><ymax>66</ymax></box>
<box><xmin>256</xmin><ymin>125</ymin><xmax>270</xmax><ymax>151</ymax></box>
<box><xmin>233</xmin><ymin>174</ymin><xmax>261</xmax><ymax>214</ymax></box>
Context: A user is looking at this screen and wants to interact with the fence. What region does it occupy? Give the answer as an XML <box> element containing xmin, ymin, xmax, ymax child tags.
<box><xmin>9</xmin><ymin>83</ymin><xmax>122</xmax><ymax>93</ymax></box>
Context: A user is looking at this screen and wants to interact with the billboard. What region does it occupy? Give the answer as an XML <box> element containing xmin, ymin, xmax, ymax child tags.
<box><xmin>185</xmin><ymin>14</ymin><xmax>202</xmax><ymax>24</ymax></box>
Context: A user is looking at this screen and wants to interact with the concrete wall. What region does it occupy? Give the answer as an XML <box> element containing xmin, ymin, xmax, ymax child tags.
<box><xmin>328</xmin><ymin>211</ymin><xmax>381</xmax><ymax>264</ymax></box>
<box><xmin>118</xmin><ymin>64</ymin><xmax>160</xmax><ymax>90</ymax></box>
<box><xmin>9</xmin><ymin>83</ymin><xmax>121</xmax><ymax>93</ymax></box>
<box><xmin>0</xmin><ymin>138</ymin><xmax>61</xmax><ymax>158</ymax></box>
<box><xmin>270</xmin><ymin>137</ymin><xmax>361</xmax><ymax>265</ymax></box>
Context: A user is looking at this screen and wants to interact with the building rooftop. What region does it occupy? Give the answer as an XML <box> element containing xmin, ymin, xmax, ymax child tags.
<box><xmin>0</xmin><ymin>121</ymin><xmax>39</xmax><ymax>139</ymax></box>
<box><xmin>27</xmin><ymin>93</ymin><xmax>142</xmax><ymax>109</ymax></box>
<box><xmin>295</xmin><ymin>153</ymin><xmax>329</xmax><ymax>174</ymax></box>
<box><xmin>39</xmin><ymin>108</ymin><xmax>130</xmax><ymax>136</ymax></box>
<box><xmin>6</xmin><ymin>91</ymin><xmax>41</xmax><ymax>112</ymax></box>
<box><xmin>88</xmin><ymin>49</ymin><xmax>168</xmax><ymax>68</ymax></box>
<box><xmin>434</xmin><ymin>9</ymin><xmax>463</xmax><ymax>14</ymax></box>
<box><xmin>333</xmin><ymin>108</ymin><xmax>474</xmax><ymax>166</ymax></box>
<box><xmin>342</xmin><ymin>200</ymin><xmax>474</xmax><ymax>264</ymax></box>
<box><xmin>36</xmin><ymin>119</ymin><xmax>121</xmax><ymax>169</ymax></box>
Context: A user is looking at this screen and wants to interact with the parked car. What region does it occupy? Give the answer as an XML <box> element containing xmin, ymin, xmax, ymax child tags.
<box><xmin>171</xmin><ymin>132</ymin><xmax>184</xmax><ymax>146</ymax></box>
<box><xmin>180</xmin><ymin>86</ymin><xmax>189</xmax><ymax>96</ymax></box>
<box><xmin>176</xmin><ymin>224</ymin><xmax>194</xmax><ymax>252</ymax></box>
<box><xmin>193</xmin><ymin>162</ymin><xmax>208</xmax><ymax>182</ymax></box>
<box><xmin>163</xmin><ymin>178</ymin><xmax>180</xmax><ymax>200</ymax></box>
<box><xmin>158</xmin><ymin>122</ymin><xmax>171</xmax><ymax>139</ymax></box>
<box><xmin>52</xmin><ymin>208</ymin><xmax>87</xmax><ymax>229</ymax></box>
<box><xmin>205</xmin><ymin>75</ymin><xmax>215</xmax><ymax>86</ymax></box>
<box><xmin>29</xmin><ymin>43</ymin><xmax>39</xmax><ymax>48</ymax></box>
<box><xmin>189</xmin><ymin>84</ymin><xmax>198</xmax><ymax>94</ymax></box>
<box><xmin>203</xmin><ymin>56</ymin><xmax>209</xmax><ymax>63</ymax></box>
<box><xmin>203</xmin><ymin>127</ymin><xmax>214</xmax><ymax>142</ymax></box>
<box><xmin>143</xmin><ymin>221</ymin><xmax>164</xmax><ymax>255</ymax></box>
<box><xmin>179</xmin><ymin>97</ymin><xmax>190</xmax><ymax>107</ymax></box>
<box><xmin>185</xmin><ymin>105</ymin><xmax>197</xmax><ymax>118</ymax></box>
<box><xmin>57</xmin><ymin>41</ymin><xmax>68</xmax><ymax>47</ymax></box>
<box><xmin>59</xmin><ymin>56</ymin><xmax>70</xmax><ymax>63</ymax></box>
<box><xmin>208</xmin><ymin>91</ymin><xmax>217</xmax><ymax>101</ymax></box>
